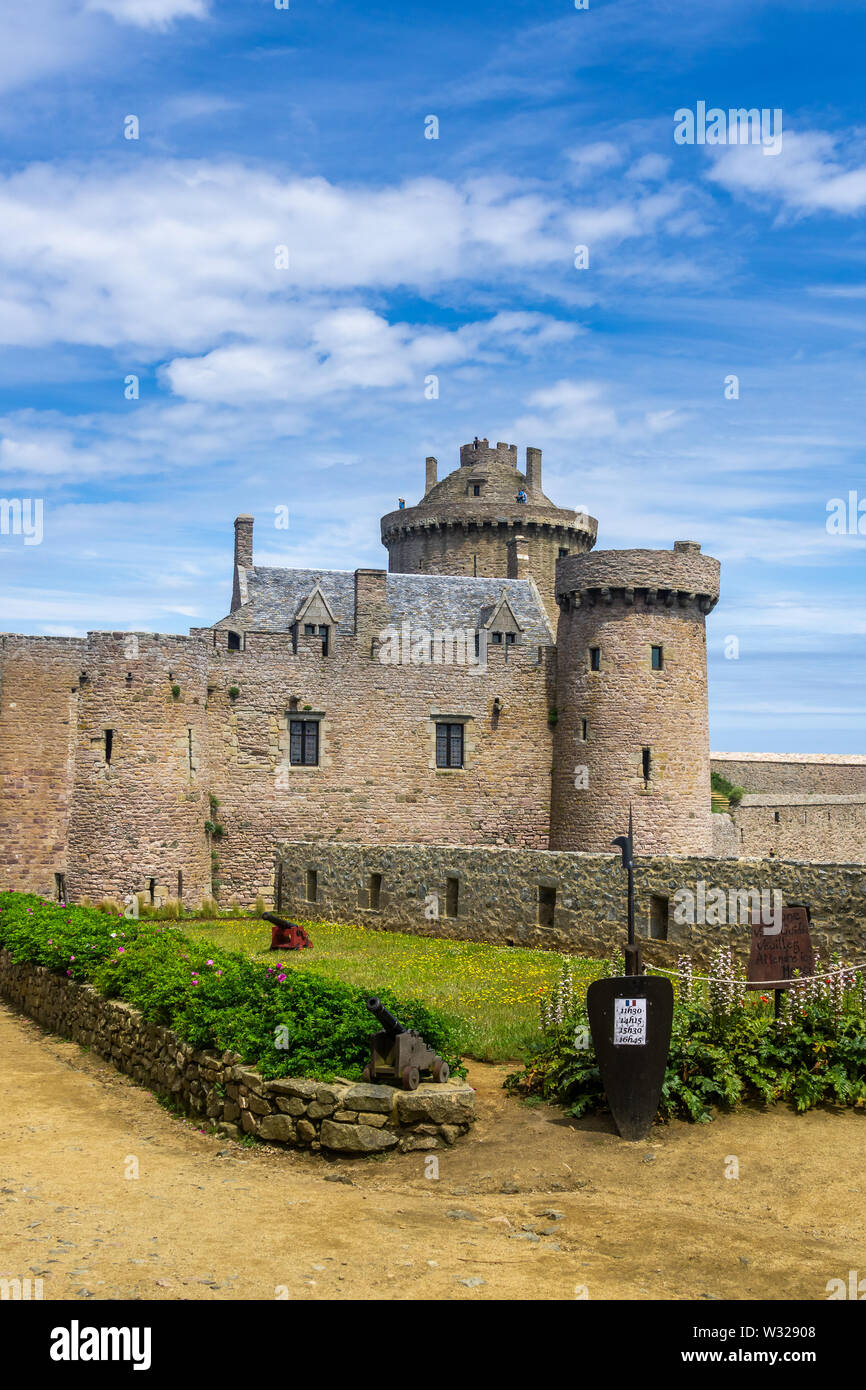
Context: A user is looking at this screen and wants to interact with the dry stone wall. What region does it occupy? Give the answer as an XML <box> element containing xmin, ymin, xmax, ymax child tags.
<box><xmin>0</xmin><ymin>952</ymin><xmax>475</xmax><ymax>1155</ymax></box>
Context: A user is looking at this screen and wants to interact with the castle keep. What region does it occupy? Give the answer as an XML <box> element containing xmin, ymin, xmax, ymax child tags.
<box><xmin>1</xmin><ymin>437</ymin><xmax>864</xmax><ymax>912</ymax></box>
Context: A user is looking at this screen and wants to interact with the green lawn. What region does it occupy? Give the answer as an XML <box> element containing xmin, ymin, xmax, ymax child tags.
<box><xmin>183</xmin><ymin>916</ymin><xmax>609</xmax><ymax>1063</ymax></box>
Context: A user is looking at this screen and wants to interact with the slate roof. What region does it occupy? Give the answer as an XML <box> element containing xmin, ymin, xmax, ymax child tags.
<box><xmin>216</xmin><ymin>567</ymin><xmax>554</xmax><ymax>644</ymax></box>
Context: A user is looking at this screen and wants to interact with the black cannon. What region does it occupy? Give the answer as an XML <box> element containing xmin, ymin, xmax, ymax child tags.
<box><xmin>362</xmin><ymin>996</ymin><xmax>449</xmax><ymax>1090</ymax></box>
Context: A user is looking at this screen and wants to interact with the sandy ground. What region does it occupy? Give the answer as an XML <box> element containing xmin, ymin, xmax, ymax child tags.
<box><xmin>1</xmin><ymin>1000</ymin><xmax>863</xmax><ymax>1302</ymax></box>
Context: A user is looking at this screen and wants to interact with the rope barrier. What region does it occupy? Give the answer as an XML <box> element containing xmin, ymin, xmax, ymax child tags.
<box><xmin>644</xmin><ymin>960</ymin><xmax>866</xmax><ymax>989</ymax></box>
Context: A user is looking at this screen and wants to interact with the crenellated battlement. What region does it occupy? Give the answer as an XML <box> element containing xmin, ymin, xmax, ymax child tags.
<box><xmin>458</xmin><ymin>437</ymin><xmax>518</xmax><ymax>469</ymax></box>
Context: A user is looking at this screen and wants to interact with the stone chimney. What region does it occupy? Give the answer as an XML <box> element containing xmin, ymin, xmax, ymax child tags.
<box><xmin>354</xmin><ymin>568</ymin><xmax>389</xmax><ymax>656</ymax></box>
<box><xmin>425</xmin><ymin>456</ymin><xmax>438</xmax><ymax>493</ymax></box>
<box><xmin>525</xmin><ymin>446</ymin><xmax>542</xmax><ymax>494</ymax></box>
<box><xmin>232</xmin><ymin>515</ymin><xmax>254</xmax><ymax>612</ymax></box>
<box><xmin>507</xmin><ymin>534</ymin><xmax>530</xmax><ymax>580</ymax></box>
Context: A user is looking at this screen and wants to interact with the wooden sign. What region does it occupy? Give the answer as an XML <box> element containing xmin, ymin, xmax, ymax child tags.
<box><xmin>747</xmin><ymin>904</ymin><xmax>814</xmax><ymax>989</ymax></box>
<box><xmin>586</xmin><ymin>974</ymin><xmax>674</xmax><ymax>1141</ymax></box>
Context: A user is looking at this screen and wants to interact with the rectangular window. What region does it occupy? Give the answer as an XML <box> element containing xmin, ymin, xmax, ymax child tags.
<box><xmin>491</xmin><ymin>631</ymin><xmax>503</xmax><ymax>645</ymax></box>
<box><xmin>581</xmin><ymin>718</ymin><xmax>588</xmax><ymax>741</ymax></box>
<box><xmin>558</xmin><ymin>547</ymin><xmax>569</xmax><ymax>559</ymax></box>
<box><xmin>304</xmin><ymin>623</ymin><xmax>316</xmax><ymax>635</ymax></box>
<box><xmin>589</xmin><ymin>647</ymin><xmax>601</xmax><ymax>671</ymax></box>
<box><xmin>642</xmin><ymin>747</ymin><xmax>652</xmax><ymax>785</ymax></box>
<box><xmin>651</xmin><ymin>645</ymin><xmax>664</xmax><ymax>670</ymax></box>
<box><xmin>290</xmin><ymin>719</ymin><xmax>319</xmax><ymax>766</ymax></box>
<box><xmin>227</xmin><ymin>631</ymin><xmax>241</xmax><ymax>651</ymax></box>
<box><xmin>368</xmin><ymin>872</ymin><xmax>382</xmax><ymax>910</ymax></box>
<box><xmin>649</xmin><ymin>894</ymin><xmax>669</xmax><ymax>940</ymax></box>
<box><xmin>148</xmin><ymin>878</ymin><xmax>156</xmax><ymax>905</ymax></box>
<box><xmin>538</xmin><ymin>885</ymin><xmax>556</xmax><ymax>928</ymax></box>
<box><xmin>104</xmin><ymin>728</ymin><xmax>113</xmax><ymax>765</ymax></box>
<box><xmin>473</xmin><ymin>484</ymin><xmax>481</xmax><ymax>496</ymax></box>
<box><xmin>320</xmin><ymin>625</ymin><xmax>329</xmax><ymax>657</ymax></box>
<box><xmin>177</xmin><ymin>870</ymin><xmax>183</xmax><ymax>900</ymax></box>
<box><xmin>505</xmin><ymin>632</ymin><xmax>516</xmax><ymax>644</ymax></box>
<box><xmin>54</xmin><ymin>872</ymin><xmax>66</xmax><ymax>903</ymax></box>
<box><xmin>436</xmin><ymin>722</ymin><xmax>464</xmax><ymax>768</ymax></box>
<box><xmin>306</xmin><ymin>868</ymin><xmax>318</xmax><ymax>903</ymax></box>
<box><xmin>445</xmin><ymin>876</ymin><xmax>459</xmax><ymax>918</ymax></box>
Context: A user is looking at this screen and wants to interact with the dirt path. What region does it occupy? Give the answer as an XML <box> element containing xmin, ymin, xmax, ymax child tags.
<box><xmin>1</xmin><ymin>1000</ymin><xmax>863</xmax><ymax>1301</ymax></box>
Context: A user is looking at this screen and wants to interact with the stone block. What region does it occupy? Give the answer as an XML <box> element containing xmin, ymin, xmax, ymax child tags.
<box><xmin>341</xmin><ymin>1083</ymin><xmax>394</xmax><ymax>1115</ymax></box>
<box><xmin>275</xmin><ymin>1097</ymin><xmax>306</xmax><ymax>1116</ymax></box>
<box><xmin>394</xmin><ymin>1084</ymin><xmax>476</xmax><ymax>1127</ymax></box>
<box><xmin>258</xmin><ymin>1114</ymin><xmax>295</xmax><ymax>1143</ymax></box>
<box><xmin>320</xmin><ymin>1121</ymin><xmax>399</xmax><ymax>1154</ymax></box>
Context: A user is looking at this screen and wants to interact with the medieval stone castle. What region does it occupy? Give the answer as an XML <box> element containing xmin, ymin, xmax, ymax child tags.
<box><xmin>2</xmin><ymin>436</ymin><xmax>864</xmax><ymax>911</ymax></box>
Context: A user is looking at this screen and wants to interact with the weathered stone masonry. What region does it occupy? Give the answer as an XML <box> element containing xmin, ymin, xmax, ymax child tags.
<box><xmin>1</xmin><ymin>433</ymin><xmax>863</xmax><ymax>913</ymax></box>
<box><xmin>0</xmin><ymin>952</ymin><xmax>476</xmax><ymax>1154</ymax></box>
<box><xmin>276</xmin><ymin>841</ymin><xmax>866</xmax><ymax>968</ymax></box>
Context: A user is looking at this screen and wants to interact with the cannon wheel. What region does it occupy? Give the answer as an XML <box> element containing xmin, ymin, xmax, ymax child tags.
<box><xmin>401</xmin><ymin>1065</ymin><xmax>420</xmax><ymax>1091</ymax></box>
<box><xmin>432</xmin><ymin>1058</ymin><xmax>449</xmax><ymax>1083</ymax></box>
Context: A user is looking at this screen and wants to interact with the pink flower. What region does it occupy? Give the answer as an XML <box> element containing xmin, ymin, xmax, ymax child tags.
<box><xmin>216</xmin><ymin>970</ymin><xmax>222</xmax><ymax>977</ymax></box>
<box><xmin>277</xmin><ymin>973</ymin><xmax>286</xmax><ymax>983</ymax></box>
<box><xmin>117</xmin><ymin>947</ymin><xmax>125</xmax><ymax>955</ymax></box>
<box><xmin>206</xmin><ymin>959</ymin><xmax>214</xmax><ymax>966</ymax></box>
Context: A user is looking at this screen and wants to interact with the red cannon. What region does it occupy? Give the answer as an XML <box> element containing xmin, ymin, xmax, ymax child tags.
<box><xmin>262</xmin><ymin>912</ymin><xmax>312</xmax><ymax>951</ymax></box>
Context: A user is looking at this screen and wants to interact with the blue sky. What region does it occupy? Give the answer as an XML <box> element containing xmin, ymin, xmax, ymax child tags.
<box><xmin>0</xmin><ymin>0</ymin><xmax>864</xmax><ymax>753</ymax></box>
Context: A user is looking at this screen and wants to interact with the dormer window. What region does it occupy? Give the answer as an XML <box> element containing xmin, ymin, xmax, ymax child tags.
<box><xmin>304</xmin><ymin>622</ymin><xmax>330</xmax><ymax>656</ymax></box>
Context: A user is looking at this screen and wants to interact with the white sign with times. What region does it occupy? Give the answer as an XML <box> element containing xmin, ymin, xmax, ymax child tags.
<box><xmin>613</xmin><ymin>996</ymin><xmax>647</xmax><ymax>1046</ymax></box>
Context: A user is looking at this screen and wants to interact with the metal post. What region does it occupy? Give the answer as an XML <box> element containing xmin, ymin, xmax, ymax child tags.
<box><xmin>613</xmin><ymin>806</ymin><xmax>642</xmax><ymax>976</ymax></box>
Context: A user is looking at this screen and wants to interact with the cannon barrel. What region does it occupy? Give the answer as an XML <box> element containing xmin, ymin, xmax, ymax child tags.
<box><xmin>366</xmin><ymin>996</ymin><xmax>406</xmax><ymax>1036</ymax></box>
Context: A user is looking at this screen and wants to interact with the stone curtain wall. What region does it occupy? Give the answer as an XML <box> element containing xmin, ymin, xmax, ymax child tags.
<box><xmin>711</xmin><ymin>753</ymin><xmax>866</xmax><ymax>797</ymax></box>
<box><xmin>1</xmin><ymin>622</ymin><xmax>555</xmax><ymax>909</ymax></box>
<box><xmin>65</xmin><ymin>633</ymin><xmax>213</xmax><ymax>907</ymax></box>
<box><xmin>727</xmin><ymin>797</ymin><xmax>866</xmax><ymax>863</ymax></box>
<box><xmin>276</xmin><ymin>841</ymin><xmax>866</xmax><ymax>967</ymax></box>
<box><xmin>197</xmin><ymin>627</ymin><xmax>555</xmax><ymax>904</ymax></box>
<box><xmin>0</xmin><ymin>636</ymin><xmax>83</xmax><ymax>899</ymax></box>
<box><xmin>0</xmin><ymin>953</ymin><xmax>475</xmax><ymax>1155</ymax></box>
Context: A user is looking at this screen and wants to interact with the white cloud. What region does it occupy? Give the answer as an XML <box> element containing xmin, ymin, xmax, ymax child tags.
<box><xmin>0</xmin><ymin>159</ymin><xmax>701</xmax><ymax>356</ymax></box>
<box><xmin>85</xmin><ymin>0</ymin><xmax>209</xmax><ymax>28</ymax></box>
<box><xmin>707</xmin><ymin>129</ymin><xmax>866</xmax><ymax>216</ymax></box>
<box><xmin>162</xmin><ymin>308</ymin><xmax>578</xmax><ymax>405</ymax></box>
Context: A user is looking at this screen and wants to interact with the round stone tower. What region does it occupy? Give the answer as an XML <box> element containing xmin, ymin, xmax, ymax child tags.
<box><xmin>380</xmin><ymin>438</ymin><xmax>597</xmax><ymax>618</ymax></box>
<box><xmin>550</xmin><ymin>542</ymin><xmax>721</xmax><ymax>856</ymax></box>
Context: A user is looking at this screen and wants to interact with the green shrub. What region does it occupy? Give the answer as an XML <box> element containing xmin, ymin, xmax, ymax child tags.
<box><xmin>711</xmin><ymin>770</ymin><xmax>746</xmax><ymax>806</ymax></box>
<box><xmin>0</xmin><ymin>891</ymin><xmax>461</xmax><ymax>1082</ymax></box>
<box><xmin>507</xmin><ymin>950</ymin><xmax>866</xmax><ymax>1122</ymax></box>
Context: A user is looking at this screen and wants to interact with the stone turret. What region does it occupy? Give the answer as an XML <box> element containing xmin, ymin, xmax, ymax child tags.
<box><xmin>380</xmin><ymin>437</ymin><xmax>597</xmax><ymax>618</ymax></box>
<box><xmin>550</xmin><ymin>542</ymin><xmax>721</xmax><ymax>856</ymax></box>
